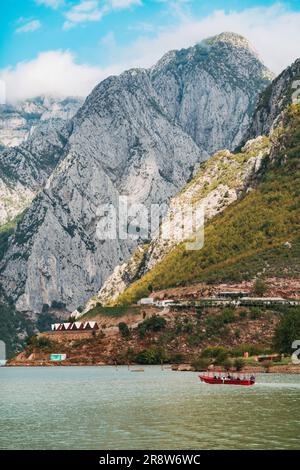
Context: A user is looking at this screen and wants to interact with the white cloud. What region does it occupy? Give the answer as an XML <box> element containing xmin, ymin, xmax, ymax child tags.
<box><xmin>35</xmin><ymin>0</ymin><xmax>64</xmax><ymax>8</ymax></box>
<box><xmin>63</xmin><ymin>0</ymin><xmax>142</xmax><ymax>29</ymax></box>
<box><xmin>15</xmin><ymin>20</ymin><xmax>42</xmax><ymax>34</ymax></box>
<box><xmin>0</xmin><ymin>51</ymin><xmax>122</xmax><ymax>103</ymax></box>
<box><xmin>122</xmin><ymin>4</ymin><xmax>300</xmax><ymax>74</ymax></box>
<box><xmin>3</xmin><ymin>4</ymin><xmax>300</xmax><ymax>102</ymax></box>
<box><xmin>101</xmin><ymin>31</ymin><xmax>116</xmax><ymax>47</ymax></box>
<box><xmin>63</xmin><ymin>1</ymin><xmax>104</xmax><ymax>30</ymax></box>
<box><xmin>109</xmin><ymin>0</ymin><xmax>142</xmax><ymax>9</ymax></box>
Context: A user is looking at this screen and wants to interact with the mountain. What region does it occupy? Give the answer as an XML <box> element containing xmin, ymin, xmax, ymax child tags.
<box><xmin>0</xmin><ymin>97</ymin><xmax>82</xmax><ymax>226</ymax></box>
<box><xmin>112</xmin><ymin>61</ymin><xmax>300</xmax><ymax>306</ymax></box>
<box><xmin>246</xmin><ymin>58</ymin><xmax>300</xmax><ymax>139</ymax></box>
<box><xmin>0</xmin><ymin>96</ymin><xmax>82</xmax><ymax>148</ymax></box>
<box><xmin>87</xmin><ymin>135</ymin><xmax>270</xmax><ymax>308</ymax></box>
<box><xmin>150</xmin><ymin>32</ymin><xmax>273</xmax><ymax>153</ymax></box>
<box><xmin>0</xmin><ymin>32</ymin><xmax>272</xmax><ymax>317</ymax></box>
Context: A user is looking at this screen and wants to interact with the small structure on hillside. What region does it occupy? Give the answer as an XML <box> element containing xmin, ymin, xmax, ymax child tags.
<box><xmin>257</xmin><ymin>354</ymin><xmax>282</xmax><ymax>363</ymax></box>
<box><xmin>51</xmin><ymin>321</ymin><xmax>99</xmax><ymax>332</ymax></box>
<box><xmin>138</xmin><ymin>297</ymin><xmax>155</xmax><ymax>305</ymax></box>
<box><xmin>50</xmin><ymin>353</ymin><xmax>67</xmax><ymax>361</ymax></box>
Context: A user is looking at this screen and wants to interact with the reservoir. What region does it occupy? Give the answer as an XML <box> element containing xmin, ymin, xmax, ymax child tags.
<box><xmin>0</xmin><ymin>366</ymin><xmax>299</xmax><ymax>450</ymax></box>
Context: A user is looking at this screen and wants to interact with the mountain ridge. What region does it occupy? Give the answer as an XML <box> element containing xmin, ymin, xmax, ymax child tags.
<box><xmin>0</xmin><ymin>32</ymin><xmax>272</xmax><ymax>319</ymax></box>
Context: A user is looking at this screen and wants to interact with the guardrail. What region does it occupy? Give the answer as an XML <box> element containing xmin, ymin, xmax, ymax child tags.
<box><xmin>164</xmin><ymin>298</ymin><xmax>300</xmax><ymax>308</ymax></box>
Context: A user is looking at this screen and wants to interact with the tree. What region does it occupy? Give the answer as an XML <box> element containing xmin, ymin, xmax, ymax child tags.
<box><xmin>118</xmin><ymin>322</ymin><xmax>131</xmax><ymax>339</ymax></box>
<box><xmin>222</xmin><ymin>358</ymin><xmax>233</xmax><ymax>371</ymax></box>
<box><xmin>252</xmin><ymin>279</ymin><xmax>267</xmax><ymax>296</ymax></box>
<box><xmin>273</xmin><ymin>308</ymin><xmax>300</xmax><ymax>353</ymax></box>
<box><xmin>234</xmin><ymin>358</ymin><xmax>245</xmax><ymax>371</ymax></box>
<box><xmin>262</xmin><ymin>360</ymin><xmax>272</xmax><ymax>373</ymax></box>
<box><xmin>191</xmin><ymin>357</ymin><xmax>211</xmax><ymax>371</ymax></box>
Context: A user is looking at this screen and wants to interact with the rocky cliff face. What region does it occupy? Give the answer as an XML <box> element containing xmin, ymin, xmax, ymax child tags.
<box><xmin>0</xmin><ymin>119</ymin><xmax>74</xmax><ymax>225</ymax></box>
<box><xmin>150</xmin><ymin>32</ymin><xmax>272</xmax><ymax>153</ymax></box>
<box><xmin>0</xmin><ymin>96</ymin><xmax>82</xmax><ymax>148</ymax></box>
<box><xmin>1</xmin><ymin>69</ymin><xmax>207</xmax><ymax>313</ymax></box>
<box><xmin>246</xmin><ymin>58</ymin><xmax>300</xmax><ymax>139</ymax></box>
<box><xmin>0</xmin><ymin>33</ymin><xmax>272</xmax><ymax>314</ymax></box>
<box><xmin>0</xmin><ymin>97</ymin><xmax>82</xmax><ymax>226</ymax></box>
<box><xmin>87</xmin><ymin>135</ymin><xmax>270</xmax><ymax>308</ymax></box>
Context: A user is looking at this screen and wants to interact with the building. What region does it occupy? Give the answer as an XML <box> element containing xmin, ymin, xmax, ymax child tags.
<box><xmin>50</xmin><ymin>321</ymin><xmax>99</xmax><ymax>332</ymax></box>
<box><xmin>138</xmin><ymin>297</ymin><xmax>155</xmax><ymax>305</ymax></box>
<box><xmin>50</xmin><ymin>354</ymin><xmax>67</xmax><ymax>361</ymax></box>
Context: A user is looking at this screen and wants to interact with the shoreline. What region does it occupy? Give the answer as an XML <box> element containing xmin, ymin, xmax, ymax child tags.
<box><xmin>4</xmin><ymin>362</ymin><xmax>300</xmax><ymax>373</ymax></box>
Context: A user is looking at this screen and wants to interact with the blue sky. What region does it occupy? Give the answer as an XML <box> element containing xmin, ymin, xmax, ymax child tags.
<box><xmin>1</xmin><ymin>1</ymin><xmax>300</xmax><ymax>102</ymax></box>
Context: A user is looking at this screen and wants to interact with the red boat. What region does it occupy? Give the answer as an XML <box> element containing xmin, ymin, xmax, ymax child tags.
<box><xmin>199</xmin><ymin>371</ymin><xmax>256</xmax><ymax>386</ymax></box>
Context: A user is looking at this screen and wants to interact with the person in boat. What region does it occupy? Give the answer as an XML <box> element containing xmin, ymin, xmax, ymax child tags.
<box><xmin>250</xmin><ymin>374</ymin><xmax>255</xmax><ymax>383</ymax></box>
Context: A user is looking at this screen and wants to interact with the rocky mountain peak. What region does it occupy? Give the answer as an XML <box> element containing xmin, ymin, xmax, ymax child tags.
<box><xmin>0</xmin><ymin>34</ymin><xmax>273</xmax><ymax>314</ymax></box>
<box><xmin>204</xmin><ymin>32</ymin><xmax>254</xmax><ymax>50</ymax></box>
<box><xmin>246</xmin><ymin>58</ymin><xmax>300</xmax><ymax>139</ymax></box>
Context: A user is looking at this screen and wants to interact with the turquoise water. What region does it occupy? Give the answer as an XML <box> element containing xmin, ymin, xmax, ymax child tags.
<box><xmin>0</xmin><ymin>366</ymin><xmax>300</xmax><ymax>450</ymax></box>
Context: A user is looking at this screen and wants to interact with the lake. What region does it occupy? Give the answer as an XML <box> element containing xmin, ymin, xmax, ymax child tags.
<box><xmin>0</xmin><ymin>366</ymin><xmax>299</xmax><ymax>450</ymax></box>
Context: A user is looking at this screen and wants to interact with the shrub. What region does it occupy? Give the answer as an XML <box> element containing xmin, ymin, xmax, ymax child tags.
<box><xmin>230</xmin><ymin>344</ymin><xmax>269</xmax><ymax>357</ymax></box>
<box><xmin>220</xmin><ymin>308</ymin><xmax>236</xmax><ymax>324</ymax></box>
<box><xmin>118</xmin><ymin>322</ymin><xmax>131</xmax><ymax>339</ymax></box>
<box><xmin>187</xmin><ymin>333</ymin><xmax>204</xmax><ymax>347</ymax></box>
<box><xmin>273</xmin><ymin>308</ymin><xmax>300</xmax><ymax>353</ymax></box>
<box><xmin>222</xmin><ymin>358</ymin><xmax>233</xmax><ymax>371</ymax></box>
<box><xmin>252</xmin><ymin>279</ymin><xmax>267</xmax><ymax>296</ymax></box>
<box><xmin>135</xmin><ymin>347</ymin><xmax>166</xmax><ymax>364</ymax></box>
<box><xmin>250</xmin><ymin>307</ymin><xmax>263</xmax><ymax>320</ymax></box>
<box><xmin>234</xmin><ymin>358</ymin><xmax>245</xmax><ymax>371</ymax></box>
<box><xmin>262</xmin><ymin>360</ymin><xmax>272</xmax><ymax>373</ymax></box>
<box><xmin>191</xmin><ymin>357</ymin><xmax>211</xmax><ymax>371</ymax></box>
<box><xmin>239</xmin><ymin>310</ymin><xmax>247</xmax><ymax>319</ymax></box>
<box><xmin>27</xmin><ymin>335</ymin><xmax>55</xmax><ymax>351</ymax></box>
<box><xmin>168</xmin><ymin>353</ymin><xmax>184</xmax><ymax>364</ymax></box>
<box><xmin>138</xmin><ymin>315</ymin><xmax>166</xmax><ymax>338</ymax></box>
<box><xmin>201</xmin><ymin>346</ymin><xmax>229</xmax><ymax>362</ymax></box>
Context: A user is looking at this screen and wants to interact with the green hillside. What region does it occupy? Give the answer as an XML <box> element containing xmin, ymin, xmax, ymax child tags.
<box><xmin>117</xmin><ymin>104</ymin><xmax>300</xmax><ymax>305</ymax></box>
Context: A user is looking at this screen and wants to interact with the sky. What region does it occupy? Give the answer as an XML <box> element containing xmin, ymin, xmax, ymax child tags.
<box><xmin>1</xmin><ymin>0</ymin><xmax>300</xmax><ymax>102</ymax></box>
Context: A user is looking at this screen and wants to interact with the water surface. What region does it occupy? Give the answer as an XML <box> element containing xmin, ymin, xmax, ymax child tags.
<box><xmin>0</xmin><ymin>366</ymin><xmax>299</xmax><ymax>450</ymax></box>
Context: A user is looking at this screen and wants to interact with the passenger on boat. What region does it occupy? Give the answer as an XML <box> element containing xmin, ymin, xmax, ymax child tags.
<box><xmin>250</xmin><ymin>374</ymin><xmax>255</xmax><ymax>383</ymax></box>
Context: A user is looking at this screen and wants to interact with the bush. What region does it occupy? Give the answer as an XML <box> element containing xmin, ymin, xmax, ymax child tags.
<box><xmin>168</xmin><ymin>353</ymin><xmax>184</xmax><ymax>364</ymax></box>
<box><xmin>239</xmin><ymin>310</ymin><xmax>247</xmax><ymax>319</ymax></box>
<box><xmin>220</xmin><ymin>308</ymin><xmax>236</xmax><ymax>324</ymax></box>
<box><xmin>250</xmin><ymin>307</ymin><xmax>263</xmax><ymax>320</ymax></box>
<box><xmin>221</xmin><ymin>358</ymin><xmax>233</xmax><ymax>370</ymax></box>
<box><xmin>252</xmin><ymin>279</ymin><xmax>267</xmax><ymax>296</ymax></box>
<box><xmin>187</xmin><ymin>333</ymin><xmax>204</xmax><ymax>347</ymax></box>
<box><xmin>27</xmin><ymin>335</ymin><xmax>55</xmax><ymax>351</ymax></box>
<box><xmin>230</xmin><ymin>344</ymin><xmax>269</xmax><ymax>357</ymax></box>
<box><xmin>191</xmin><ymin>357</ymin><xmax>211</xmax><ymax>371</ymax></box>
<box><xmin>234</xmin><ymin>358</ymin><xmax>245</xmax><ymax>371</ymax></box>
<box><xmin>138</xmin><ymin>315</ymin><xmax>166</xmax><ymax>338</ymax></box>
<box><xmin>201</xmin><ymin>346</ymin><xmax>229</xmax><ymax>362</ymax></box>
<box><xmin>118</xmin><ymin>322</ymin><xmax>131</xmax><ymax>339</ymax></box>
<box><xmin>135</xmin><ymin>347</ymin><xmax>166</xmax><ymax>364</ymax></box>
<box><xmin>262</xmin><ymin>360</ymin><xmax>272</xmax><ymax>373</ymax></box>
<box><xmin>273</xmin><ymin>308</ymin><xmax>300</xmax><ymax>353</ymax></box>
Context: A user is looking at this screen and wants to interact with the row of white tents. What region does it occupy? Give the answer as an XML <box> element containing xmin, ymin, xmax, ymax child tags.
<box><xmin>51</xmin><ymin>321</ymin><xmax>99</xmax><ymax>331</ymax></box>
